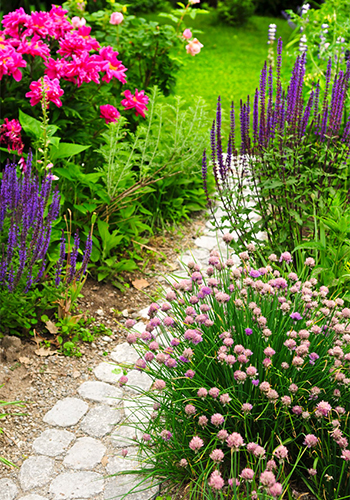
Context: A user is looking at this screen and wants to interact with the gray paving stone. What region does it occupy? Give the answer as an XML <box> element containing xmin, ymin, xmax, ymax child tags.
<box><xmin>124</xmin><ymin>396</ymin><xmax>153</xmax><ymax>423</ymax></box>
<box><xmin>0</xmin><ymin>478</ymin><xmax>17</xmax><ymax>500</ymax></box>
<box><xmin>125</xmin><ymin>370</ymin><xmax>152</xmax><ymax>393</ymax></box>
<box><xmin>49</xmin><ymin>471</ymin><xmax>104</xmax><ymax>499</ymax></box>
<box><xmin>32</xmin><ymin>428</ymin><xmax>75</xmax><ymax>457</ymax></box>
<box><xmin>78</xmin><ymin>381</ymin><xmax>123</xmax><ymax>406</ymax></box>
<box><xmin>110</xmin><ymin>342</ymin><xmax>139</xmax><ymax>365</ymax></box>
<box><xmin>43</xmin><ymin>397</ymin><xmax>88</xmax><ymax>427</ymax></box>
<box><xmin>80</xmin><ymin>404</ymin><xmax>122</xmax><ymax>438</ymax></box>
<box><xmin>137</xmin><ymin>307</ymin><xmax>149</xmax><ymax>319</ymax></box>
<box><xmin>93</xmin><ymin>362</ymin><xmax>123</xmax><ymax>384</ymax></box>
<box><xmin>194</xmin><ymin>235</ymin><xmax>217</xmax><ymax>250</ymax></box>
<box><xmin>132</xmin><ymin>321</ymin><xmax>146</xmax><ymax>334</ymax></box>
<box><xmin>110</xmin><ymin>424</ymin><xmax>142</xmax><ymax>448</ymax></box>
<box><xmin>188</xmin><ymin>247</ymin><xmax>210</xmax><ymax>262</ymax></box>
<box><xmin>19</xmin><ymin>456</ymin><xmax>54</xmax><ymax>492</ymax></box>
<box><xmin>104</xmin><ymin>456</ymin><xmax>157</xmax><ymax>500</ymax></box>
<box><xmin>63</xmin><ymin>436</ymin><xmax>106</xmax><ymax>470</ymax></box>
<box><xmin>18</xmin><ymin>496</ymin><xmax>48</xmax><ymax>500</ymax></box>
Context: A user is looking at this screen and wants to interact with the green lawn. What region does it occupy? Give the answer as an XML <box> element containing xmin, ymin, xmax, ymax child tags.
<box><xmin>174</xmin><ymin>12</ymin><xmax>293</xmax><ymax>119</ymax></box>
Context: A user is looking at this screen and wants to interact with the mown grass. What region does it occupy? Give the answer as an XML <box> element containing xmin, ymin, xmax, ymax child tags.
<box><xmin>174</xmin><ymin>10</ymin><xmax>293</xmax><ymax>120</ymax></box>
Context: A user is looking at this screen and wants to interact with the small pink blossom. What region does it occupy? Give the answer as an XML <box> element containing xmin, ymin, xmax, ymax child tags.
<box><xmin>26</xmin><ymin>76</ymin><xmax>63</xmax><ymax>107</ymax></box>
<box><xmin>183</xmin><ymin>28</ymin><xmax>192</xmax><ymax>39</ymax></box>
<box><xmin>154</xmin><ymin>379</ymin><xmax>166</xmax><ymax>391</ymax></box>
<box><xmin>210</xmin><ymin>448</ymin><xmax>224</xmax><ymax>462</ymax></box>
<box><xmin>185</xmin><ymin>404</ymin><xmax>196</xmax><ymax>415</ymax></box>
<box><xmin>226</xmin><ymin>432</ymin><xmax>244</xmax><ymax>450</ymax></box>
<box><xmin>208</xmin><ymin>470</ymin><xmax>224</xmax><ymax>490</ymax></box>
<box><xmin>211</xmin><ymin>413</ymin><xmax>224</xmax><ymax>426</ymax></box>
<box><xmin>304</xmin><ymin>434</ymin><xmax>318</xmax><ymax>448</ymax></box>
<box><xmin>240</xmin><ymin>468</ymin><xmax>254</xmax><ymax>481</ymax></box>
<box><xmin>121</xmin><ymin>89</ymin><xmax>149</xmax><ymax>118</ymax></box>
<box><xmin>198</xmin><ymin>415</ymin><xmax>208</xmax><ymax>427</ymax></box>
<box><xmin>260</xmin><ymin>470</ymin><xmax>276</xmax><ymax>487</ymax></box>
<box><xmin>186</xmin><ymin>38</ymin><xmax>203</xmax><ymax>56</ymax></box>
<box><xmin>71</xmin><ymin>16</ymin><xmax>86</xmax><ymax>28</ymax></box>
<box><xmin>189</xmin><ymin>436</ymin><xmax>204</xmax><ymax>452</ymax></box>
<box><xmin>100</xmin><ymin>104</ymin><xmax>120</xmax><ymax>124</ymax></box>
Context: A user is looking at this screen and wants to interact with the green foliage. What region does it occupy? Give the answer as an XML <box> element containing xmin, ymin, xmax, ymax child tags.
<box><xmin>286</xmin><ymin>0</ymin><xmax>350</xmax><ymax>87</ymax></box>
<box><xmin>217</xmin><ymin>0</ymin><xmax>255</xmax><ymax>26</ymax></box>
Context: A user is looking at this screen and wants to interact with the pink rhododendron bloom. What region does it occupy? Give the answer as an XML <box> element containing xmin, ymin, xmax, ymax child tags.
<box><xmin>2</xmin><ymin>8</ymin><xmax>31</xmax><ymax>38</ymax></box>
<box><xmin>183</xmin><ymin>29</ymin><xmax>192</xmax><ymax>39</ymax></box>
<box><xmin>121</xmin><ymin>89</ymin><xmax>149</xmax><ymax>118</ymax></box>
<box><xmin>110</xmin><ymin>12</ymin><xmax>124</xmax><ymax>25</ymax></box>
<box><xmin>0</xmin><ymin>46</ymin><xmax>26</xmax><ymax>81</ymax></box>
<box><xmin>26</xmin><ymin>75</ymin><xmax>63</xmax><ymax>107</ymax></box>
<box><xmin>17</xmin><ymin>35</ymin><xmax>50</xmax><ymax>59</ymax></box>
<box><xmin>186</xmin><ymin>37</ymin><xmax>203</xmax><ymax>56</ymax></box>
<box><xmin>100</xmin><ymin>104</ymin><xmax>120</xmax><ymax>124</ymax></box>
<box><xmin>0</xmin><ymin>118</ymin><xmax>24</xmax><ymax>154</ymax></box>
<box><xmin>71</xmin><ymin>16</ymin><xmax>86</xmax><ymax>29</ymax></box>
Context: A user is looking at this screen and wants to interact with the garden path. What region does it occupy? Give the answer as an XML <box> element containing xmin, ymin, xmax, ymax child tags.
<box><xmin>0</xmin><ymin>204</ymin><xmax>247</xmax><ymax>500</ymax></box>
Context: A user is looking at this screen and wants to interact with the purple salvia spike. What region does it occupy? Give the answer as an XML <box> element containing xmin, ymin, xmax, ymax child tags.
<box><xmin>253</xmin><ymin>89</ymin><xmax>259</xmax><ymax>145</ymax></box>
<box><xmin>210</xmin><ymin>120</ymin><xmax>219</xmax><ymax>186</ymax></box>
<box><xmin>230</xmin><ymin>101</ymin><xmax>236</xmax><ymax>154</ymax></box>
<box><xmin>259</xmin><ymin>62</ymin><xmax>267</xmax><ymax>146</ymax></box>
<box><xmin>68</xmin><ymin>231</ymin><xmax>80</xmax><ymax>284</ymax></box>
<box><xmin>201</xmin><ymin>149</ymin><xmax>210</xmax><ymax>206</ymax></box>
<box><xmin>216</xmin><ymin>96</ymin><xmax>225</xmax><ymax>180</ymax></box>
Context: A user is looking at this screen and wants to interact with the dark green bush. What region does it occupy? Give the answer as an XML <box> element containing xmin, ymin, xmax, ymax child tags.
<box><xmin>217</xmin><ymin>0</ymin><xmax>255</xmax><ymax>26</ymax></box>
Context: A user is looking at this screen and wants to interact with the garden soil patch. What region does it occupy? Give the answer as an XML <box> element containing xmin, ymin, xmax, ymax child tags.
<box><xmin>0</xmin><ymin>215</ymin><xmax>206</xmax><ymax>475</ymax></box>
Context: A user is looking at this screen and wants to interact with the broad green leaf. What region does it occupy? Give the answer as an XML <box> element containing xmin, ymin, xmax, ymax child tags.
<box><xmin>19</xmin><ymin>109</ymin><xmax>41</xmax><ymax>139</ymax></box>
<box><xmin>50</xmin><ymin>143</ymin><xmax>90</xmax><ymax>160</ymax></box>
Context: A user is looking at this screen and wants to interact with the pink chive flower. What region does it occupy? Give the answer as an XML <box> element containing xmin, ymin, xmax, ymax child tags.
<box><xmin>304</xmin><ymin>434</ymin><xmax>318</xmax><ymax>448</ymax></box>
<box><xmin>26</xmin><ymin>76</ymin><xmax>64</xmax><ymax>107</ymax></box>
<box><xmin>240</xmin><ymin>468</ymin><xmax>255</xmax><ymax>481</ymax></box>
<box><xmin>226</xmin><ymin>432</ymin><xmax>244</xmax><ymax>450</ymax></box>
<box><xmin>341</xmin><ymin>450</ymin><xmax>350</xmax><ymax>461</ymax></box>
<box><xmin>279</xmin><ymin>251</ymin><xmax>292</xmax><ymax>263</ymax></box>
<box><xmin>315</xmin><ymin>400</ymin><xmax>332</xmax><ymax>417</ymax></box>
<box><xmin>208</xmin><ymin>470</ymin><xmax>224</xmax><ymax>490</ymax></box>
<box><xmin>183</xmin><ymin>28</ymin><xmax>192</xmax><ymax>39</ymax></box>
<box><xmin>143</xmin><ymin>433</ymin><xmax>151</xmax><ymax>441</ymax></box>
<box><xmin>241</xmin><ymin>403</ymin><xmax>253</xmax><ymax>413</ymax></box>
<box><xmin>220</xmin><ymin>393</ymin><xmax>231</xmax><ymax>405</ymax></box>
<box><xmin>185</xmin><ymin>404</ymin><xmax>196</xmax><ymax>415</ymax></box>
<box><xmin>260</xmin><ymin>470</ymin><xmax>276</xmax><ymax>487</ymax></box>
<box><xmin>100</xmin><ymin>104</ymin><xmax>120</xmax><ymax>124</ymax></box>
<box><xmin>217</xmin><ymin>429</ymin><xmax>228</xmax><ymax>441</ymax></box>
<box><xmin>185</xmin><ymin>369</ymin><xmax>195</xmax><ymax>378</ymax></box>
<box><xmin>160</xmin><ymin>430</ymin><xmax>172</xmax><ymax>441</ymax></box>
<box><xmin>197</xmin><ymin>387</ymin><xmax>208</xmax><ymax>398</ymax></box>
<box><xmin>186</xmin><ymin>38</ymin><xmax>203</xmax><ymax>56</ymax></box>
<box><xmin>189</xmin><ymin>436</ymin><xmax>204</xmax><ymax>452</ymax></box>
<box><xmin>209</xmin><ymin>387</ymin><xmax>220</xmax><ymax>398</ymax></box>
<box><xmin>211</xmin><ymin>413</ymin><xmax>224</xmax><ymax>426</ymax></box>
<box><xmin>110</xmin><ymin>12</ymin><xmax>124</xmax><ymax>25</ymax></box>
<box><xmin>269</xmin><ymin>483</ymin><xmax>283</xmax><ymax>497</ymax></box>
<box><xmin>121</xmin><ymin>89</ymin><xmax>149</xmax><ymax>118</ymax></box>
<box><xmin>121</xmin><ymin>448</ymin><xmax>128</xmax><ymax>457</ymax></box>
<box><xmin>273</xmin><ymin>445</ymin><xmax>288</xmax><ymax>460</ymax></box>
<box><xmin>198</xmin><ymin>415</ymin><xmax>208</xmax><ymax>427</ymax></box>
<box><xmin>118</xmin><ymin>375</ymin><xmax>128</xmax><ymax>387</ymax></box>
<box><xmin>154</xmin><ymin>379</ymin><xmax>166</xmax><ymax>391</ymax></box>
<box><xmin>71</xmin><ymin>16</ymin><xmax>86</xmax><ymax>28</ymax></box>
<box><xmin>210</xmin><ymin>448</ymin><xmax>224</xmax><ymax>462</ymax></box>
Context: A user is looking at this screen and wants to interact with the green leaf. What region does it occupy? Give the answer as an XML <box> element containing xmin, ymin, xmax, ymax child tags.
<box><xmin>50</xmin><ymin>143</ymin><xmax>91</xmax><ymax>160</ymax></box>
<box><xmin>18</xmin><ymin>109</ymin><xmax>42</xmax><ymax>139</ymax></box>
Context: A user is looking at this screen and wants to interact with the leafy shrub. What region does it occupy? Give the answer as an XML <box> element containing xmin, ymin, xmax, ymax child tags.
<box><xmin>121</xmin><ymin>244</ymin><xmax>350</xmax><ymax>499</ymax></box>
<box><xmin>119</xmin><ymin>0</ymin><xmax>169</xmax><ymax>14</ymax></box>
<box><xmin>217</xmin><ymin>0</ymin><xmax>255</xmax><ymax>26</ymax></box>
<box><xmin>285</xmin><ymin>0</ymin><xmax>350</xmax><ymax>87</ymax></box>
<box><xmin>202</xmin><ymin>40</ymin><xmax>350</xmax><ymax>274</ymax></box>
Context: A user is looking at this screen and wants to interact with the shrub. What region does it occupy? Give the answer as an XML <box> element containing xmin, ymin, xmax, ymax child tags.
<box><xmin>122</xmin><ymin>244</ymin><xmax>350</xmax><ymax>499</ymax></box>
<box><xmin>217</xmin><ymin>0</ymin><xmax>255</xmax><ymax>26</ymax></box>
<box><xmin>202</xmin><ymin>40</ymin><xmax>350</xmax><ymax>274</ymax></box>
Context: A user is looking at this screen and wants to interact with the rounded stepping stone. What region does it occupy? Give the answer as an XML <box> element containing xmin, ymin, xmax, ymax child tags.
<box><xmin>80</xmin><ymin>404</ymin><xmax>122</xmax><ymax>438</ymax></box>
<box><xmin>0</xmin><ymin>478</ymin><xmax>17</xmax><ymax>500</ymax></box>
<box><xmin>78</xmin><ymin>381</ymin><xmax>122</xmax><ymax>406</ymax></box>
<box><xmin>19</xmin><ymin>456</ymin><xmax>54</xmax><ymax>492</ymax></box>
<box><xmin>18</xmin><ymin>496</ymin><xmax>48</xmax><ymax>500</ymax></box>
<box><xmin>63</xmin><ymin>437</ymin><xmax>106</xmax><ymax>470</ymax></box>
<box><xmin>33</xmin><ymin>429</ymin><xmax>75</xmax><ymax>456</ymax></box>
<box><xmin>194</xmin><ymin>235</ymin><xmax>217</xmax><ymax>251</ymax></box>
<box><xmin>125</xmin><ymin>370</ymin><xmax>152</xmax><ymax>394</ymax></box>
<box><xmin>49</xmin><ymin>471</ymin><xmax>103</xmax><ymax>499</ymax></box>
<box><xmin>124</xmin><ymin>396</ymin><xmax>153</xmax><ymax>423</ymax></box>
<box><xmin>110</xmin><ymin>424</ymin><xmax>141</xmax><ymax>448</ymax></box>
<box><xmin>110</xmin><ymin>342</ymin><xmax>139</xmax><ymax>365</ymax></box>
<box><xmin>43</xmin><ymin>397</ymin><xmax>88</xmax><ymax>427</ymax></box>
<box><xmin>104</xmin><ymin>457</ymin><xmax>157</xmax><ymax>500</ymax></box>
<box><xmin>93</xmin><ymin>362</ymin><xmax>123</xmax><ymax>384</ymax></box>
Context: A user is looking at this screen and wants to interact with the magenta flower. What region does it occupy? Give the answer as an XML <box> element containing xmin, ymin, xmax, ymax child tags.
<box><xmin>99</xmin><ymin>46</ymin><xmax>127</xmax><ymax>84</ymax></box>
<box><xmin>26</xmin><ymin>76</ymin><xmax>64</xmax><ymax>107</ymax></box>
<box><xmin>121</xmin><ymin>89</ymin><xmax>149</xmax><ymax>118</ymax></box>
<box><xmin>183</xmin><ymin>28</ymin><xmax>192</xmax><ymax>39</ymax></box>
<box><xmin>160</xmin><ymin>430</ymin><xmax>172</xmax><ymax>441</ymax></box>
<box><xmin>17</xmin><ymin>35</ymin><xmax>50</xmax><ymax>59</ymax></box>
<box><xmin>154</xmin><ymin>379</ymin><xmax>166</xmax><ymax>391</ymax></box>
<box><xmin>279</xmin><ymin>251</ymin><xmax>292</xmax><ymax>263</ymax></box>
<box><xmin>0</xmin><ymin>118</ymin><xmax>24</xmax><ymax>154</ymax></box>
<box><xmin>0</xmin><ymin>46</ymin><xmax>26</xmax><ymax>82</ymax></box>
<box><xmin>315</xmin><ymin>400</ymin><xmax>332</xmax><ymax>417</ymax></box>
<box><xmin>118</xmin><ymin>375</ymin><xmax>128</xmax><ymax>387</ymax></box>
<box><xmin>185</xmin><ymin>369</ymin><xmax>195</xmax><ymax>378</ymax></box>
<box><xmin>100</xmin><ymin>104</ymin><xmax>120</xmax><ymax>124</ymax></box>
<box><xmin>245</xmin><ymin>327</ymin><xmax>253</xmax><ymax>335</ymax></box>
<box><xmin>2</xmin><ymin>7</ymin><xmax>30</xmax><ymax>38</ymax></box>
<box><xmin>290</xmin><ymin>312</ymin><xmax>303</xmax><ymax>320</ymax></box>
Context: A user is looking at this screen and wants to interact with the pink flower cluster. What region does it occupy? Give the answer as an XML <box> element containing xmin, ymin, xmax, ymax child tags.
<box><xmin>1</xmin><ymin>6</ymin><xmax>148</xmax><ymax>119</ymax></box>
<box><xmin>0</xmin><ymin>118</ymin><xmax>24</xmax><ymax>154</ymax></box>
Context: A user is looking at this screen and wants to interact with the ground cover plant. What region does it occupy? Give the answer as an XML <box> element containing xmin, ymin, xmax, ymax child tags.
<box><xmin>121</xmin><ymin>243</ymin><xmax>350</xmax><ymax>499</ymax></box>
<box><xmin>202</xmin><ymin>38</ymin><xmax>350</xmax><ymax>293</ymax></box>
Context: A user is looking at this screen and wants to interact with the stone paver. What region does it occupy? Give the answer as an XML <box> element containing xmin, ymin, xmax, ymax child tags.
<box><xmin>110</xmin><ymin>342</ymin><xmax>139</xmax><ymax>365</ymax></box>
<box><xmin>93</xmin><ymin>362</ymin><xmax>123</xmax><ymax>384</ymax></box>
<box><xmin>43</xmin><ymin>397</ymin><xmax>88</xmax><ymax>427</ymax></box>
<box><xmin>49</xmin><ymin>471</ymin><xmax>104</xmax><ymax>499</ymax></box>
<box><xmin>194</xmin><ymin>234</ymin><xmax>217</xmax><ymax>250</ymax></box>
<box><xmin>125</xmin><ymin>370</ymin><xmax>153</xmax><ymax>393</ymax></box>
<box><xmin>18</xmin><ymin>496</ymin><xmax>48</xmax><ymax>500</ymax></box>
<box><xmin>80</xmin><ymin>404</ymin><xmax>122</xmax><ymax>438</ymax></box>
<box><xmin>78</xmin><ymin>381</ymin><xmax>123</xmax><ymax>406</ymax></box>
<box><xmin>63</xmin><ymin>436</ymin><xmax>106</xmax><ymax>470</ymax></box>
<box><xmin>19</xmin><ymin>456</ymin><xmax>54</xmax><ymax>492</ymax></box>
<box><xmin>0</xmin><ymin>478</ymin><xmax>18</xmax><ymax>500</ymax></box>
<box><xmin>32</xmin><ymin>428</ymin><xmax>75</xmax><ymax>457</ymax></box>
<box><xmin>110</xmin><ymin>424</ymin><xmax>141</xmax><ymax>448</ymax></box>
